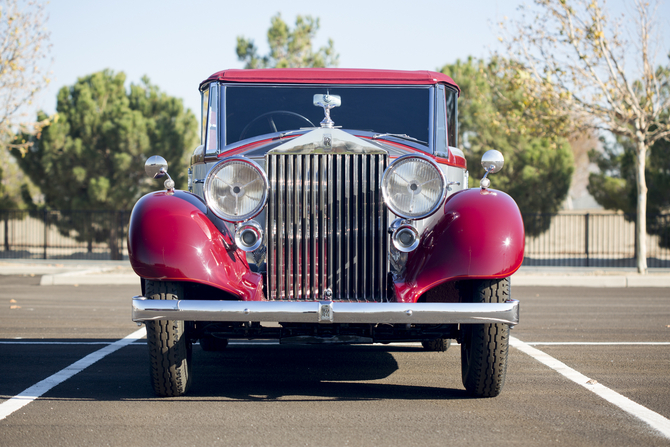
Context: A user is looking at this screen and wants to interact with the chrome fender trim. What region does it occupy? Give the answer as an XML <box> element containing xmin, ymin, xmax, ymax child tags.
<box><xmin>132</xmin><ymin>297</ymin><xmax>519</xmax><ymax>326</ymax></box>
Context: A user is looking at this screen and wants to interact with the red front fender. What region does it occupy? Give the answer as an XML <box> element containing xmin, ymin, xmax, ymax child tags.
<box><xmin>127</xmin><ymin>191</ymin><xmax>263</xmax><ymax>300</ymax></box>
<box><xmin>394</xmin><ymin>188</ymin><xmax>525</xmax><ymax>303</ymax></box>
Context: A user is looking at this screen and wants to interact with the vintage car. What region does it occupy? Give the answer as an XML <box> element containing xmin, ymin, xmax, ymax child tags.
<box><xmin>128</xmin><ymin>68</ymin><xmax>524</xmax><ymax>398</ymax></box>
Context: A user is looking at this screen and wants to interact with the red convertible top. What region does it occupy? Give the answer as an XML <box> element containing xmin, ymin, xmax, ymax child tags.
<box><xmin>200</xmin><ymin>68</ymin><xmax>460</xmax><ymax>94</ymax></box>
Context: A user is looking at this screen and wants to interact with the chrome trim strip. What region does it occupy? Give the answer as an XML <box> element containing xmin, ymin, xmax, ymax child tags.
<box><xmin>378</xmin><ymin>156</ymin><xmax>388</xmax><ymax>301</ymax></box>
<box><xmin>338</xmin><ymin>155</ymin><xmax>347</xmax><ymax>300</ymax></box>
<box><xmin>353</xmin><ymin>155</ymin><xmax>359</xmax><ymax>302</ymax></box>
<box><xmin>370</xmin><ymin>159</ymin><xmax>377</xmax><ymax>299</ymax></box>
<box><xmin>361</xmin><ymin>156</ymin><xmax>367</xmax><ymax>300</ymax></box>
<box><xmin>268</xmin><ymin>155</ymin><xmax>276</xmax><ymax>299</ymax></box>
<box><xmin>132</xmin><ymin>297</ymin><xmax>520</xmax><ymax>326</ymax></box>
<box><xmin>428</xmin><ymin>85</ymin><xmax>435</xmax><ymax>153</ymax></box>
<box><xmin>286</xmin><ymin>154</ymin><xmax>293</xmax><ymax>299</ymax></box>
<box><xmin>278</xmin><ymin>156</ymin><xmax>285</xmax><ymax>300</ymax></box>
<box><xmin>319</xmin><ymin>154</ymin><xmax>326</xmax><ymax>298</ymax></box>
<box><xmin>220</xmin><ymin>85</ymin><xmax>227</xmax><ymax>146</ymax></box>
<box><xmin>303</xmin><ymin>154</ymin><xmax>310</xmax><ymax>300</ymax></box>
<box><xmin>327</xmin><ymin>154</ymin><xmax>334</xmax><ymax>294</ymax></box>
<box><xmin>295</xmin><ymin>155</ymin><xmax>302</xmax><ymax>299</ymax></box>
<box><xmin>311</xmin><ymin>155</ymin><xmax>318</xmax><ymax>298</ymax></box>
<box><xmin>205</xmin><ymin>83</ymin><xmax>219</xmax><ymax>155</ymax></box>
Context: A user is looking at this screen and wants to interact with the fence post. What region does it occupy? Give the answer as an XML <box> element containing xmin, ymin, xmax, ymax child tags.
<box><xmin>585</xmin><ymin>213</ymin><xmax>590</xmax><ymax>267</ymax></box>
<box><xmin>43</xmin><ymin>209</ymin><xmax>48</xmax><ymax>260</ymax></box>
<box><xmin>3</xmin><ymin>212</ymin><xmax>8</xmax><ymax>252</ymax></box>
<box><xmin>108</xmin><ymin>210</ymin><xmax>120</xmax><ymax>260</ymax></box>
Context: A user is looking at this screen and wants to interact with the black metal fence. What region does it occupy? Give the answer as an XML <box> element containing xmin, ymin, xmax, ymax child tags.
<box><xmin>0</xmin><ymin>210</ymin><xmax>131</xmax><ymax>260</ymax></box>
<box><xmin>0</xmin><ymin>209</ymin><xmax>668</xmax><ymax>267</ymax></box>
<box><xmin>523</xmin><ymin>213</ymin><xmax>670</xmax><ymax>268</ymax></box>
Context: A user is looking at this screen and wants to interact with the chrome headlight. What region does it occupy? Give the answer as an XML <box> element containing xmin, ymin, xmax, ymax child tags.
<box><xmin>381</xmin><ymin>154</ymin><xmax>447</xmax><ymax>220</ymax></box>
<box><xmin>204</xmin><ymin>157</ymin><xmax>269</xmax><ymax>222</ymax></box>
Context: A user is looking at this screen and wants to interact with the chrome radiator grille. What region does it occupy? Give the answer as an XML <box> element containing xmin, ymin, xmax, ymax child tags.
<box><xmin>266</xmin><ymin>153</ymin><xmax>389</xmax><ymax>302</ymax></box>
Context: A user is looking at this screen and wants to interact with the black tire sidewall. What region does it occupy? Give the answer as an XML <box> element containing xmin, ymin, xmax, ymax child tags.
<box><xmin>460</xmin><ymin>278</ymin><xmax>510</xmax><ymax>397</ymax></box>
<box><xmin>145</xmin><ymin>280</ymin><xmax>192</xmax><ymax>397</ymax></box>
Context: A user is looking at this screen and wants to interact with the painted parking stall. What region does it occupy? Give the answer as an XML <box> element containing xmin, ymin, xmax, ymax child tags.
<box><xmin>1</xmin><ymin>277</ymin><xmax>669</xmax><ymax>445</ymax></box>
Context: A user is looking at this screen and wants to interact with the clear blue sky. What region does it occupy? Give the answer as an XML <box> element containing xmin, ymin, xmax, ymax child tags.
<box><xmin>39</xmin><ymin>0</ymin><xmax>669</xmax><ymax>118</ymax></box>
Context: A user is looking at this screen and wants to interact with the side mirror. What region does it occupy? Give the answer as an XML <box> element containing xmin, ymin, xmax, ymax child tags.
<box><xmin>145</xmin><ymin>155</ymin><xmax>168</xmax><ymax>179</ymax></box>
<box><xmin>480</xmin><ymin>150</ymin><xmax>504</xmax><ymax>189</ymax></box>
<box><xmin>145</xmin><ymin>155</ymin><xmax>175</xmax><ymax>193</ymax></box>
<box><xmin>481</xmin><ymin>150</ymin><xmax>504</xmax><ymax>174</ymax></box>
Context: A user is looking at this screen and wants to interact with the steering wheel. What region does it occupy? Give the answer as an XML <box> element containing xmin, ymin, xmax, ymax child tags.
<box><xmin>239</xmin><ymin>111</ymin><xmax>315</xmax><ymax>140</ymax></box>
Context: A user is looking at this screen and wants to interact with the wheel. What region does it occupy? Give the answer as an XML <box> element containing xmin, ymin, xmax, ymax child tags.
<box><xmin>460</xmin><ymin>278</ymin><xmax>510</xmax><ymax>397</ymax></box>
<box><xmin>200</xmin><ymin>336</ymin><xmax>229</xmax><ymax>352</ymax></box>
<box><xmin>239</xmin><ymin>110</ymin><xmax>314</xmax><ymax>139</ymax></box>
<box><xmin>145</xmin><ymin>280</ymin><xmax>192</xmax><ymax>397</ymax></box>
<box><xmin>421</xmin><ymin>338</ymin><xmax>451</xmax><ymax>352</ymax></box>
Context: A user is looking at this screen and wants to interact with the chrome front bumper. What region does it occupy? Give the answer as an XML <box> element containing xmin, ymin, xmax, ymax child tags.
<box><xmin>132</xmin><ymin>297</ymin><xmax>519</xmax><ymax>326</ymax></box>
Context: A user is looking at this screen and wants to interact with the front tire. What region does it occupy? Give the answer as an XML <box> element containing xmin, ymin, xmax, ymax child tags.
<box><xmin>460</xmin><ymin>278</ymin><xmax>510</xmax><ymax>397</ymax></box>
<box><xmin>145</xmin><ymin>280</ymin><xmax>192</xmax><ymax>397</ymax></box>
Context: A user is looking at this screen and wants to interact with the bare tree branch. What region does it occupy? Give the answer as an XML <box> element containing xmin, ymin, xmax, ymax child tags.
<box><xmin>502</xmin><ymin>0</ymin><xmax>670</xmax><ymax>274</ymax></box>
<box><xmin>0</xmin><ymin>0</ymin><xmax>51</xmax><ymax>145</ymax></box>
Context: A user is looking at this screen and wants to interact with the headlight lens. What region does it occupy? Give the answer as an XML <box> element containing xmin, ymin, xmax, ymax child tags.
<box><xmin>204</xmin><ymin>157</ymin><xmax>269</xmax><ymax>222</ymax></box>
<box><xmin>381</xmin><ymin>154</ymin><xmax>447</xmax><ymax>220</ymax></box>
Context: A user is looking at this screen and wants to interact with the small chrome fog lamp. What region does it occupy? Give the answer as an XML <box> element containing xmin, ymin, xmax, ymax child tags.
<box><xmin>234</xmin><ymin>221</ymin><xmax>263</xmax><ymax>252</ymax></box>
<box><xmin>389</xmin><ymin>219</ymin><xmax>420</xmax><ymax>253</ymax></box>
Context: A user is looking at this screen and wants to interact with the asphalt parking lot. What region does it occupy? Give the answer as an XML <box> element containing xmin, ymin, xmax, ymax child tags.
<box><xmin>0</xmin><ymin>275</ymin><xmax>669</xmax><ymax>446</ymax></box>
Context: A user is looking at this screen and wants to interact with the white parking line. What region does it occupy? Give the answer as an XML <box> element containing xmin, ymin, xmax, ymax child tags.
<box><xmin>3</xmin><ymin>333</ymin><xmax>669</xmax><ymax>439</ymax></box>
<box><xmin>0</xmin><ymin>341</ymin><xmax>128</xmax><ymax>345</ymax></box>
<box><xmin>526</xmin><ymin>342</ymin><xmax>670</xmax><ymax>346</ymax></box>
<box><xmin>5</xmin><ymin>340</ymin><xmax>666</xmax><ymax>347</ymax></box>
<box><xmin>510</xmin><ymin>336</ymin><xmax>670</xmax><ymax>439</ymax></box>
<box><xmin>0</xmin><ymin>327</ymin><xmax>146</xmax><ymax>422</ymax></box>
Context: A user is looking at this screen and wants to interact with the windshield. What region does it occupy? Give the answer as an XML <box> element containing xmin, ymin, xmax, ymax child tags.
<box><xmin>224</xmin><ymin>85</ymin><xmax>431</xmax><ymax>146</ymax></box>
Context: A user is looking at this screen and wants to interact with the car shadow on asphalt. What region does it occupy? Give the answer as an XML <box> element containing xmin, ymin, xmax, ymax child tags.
<box><xmin>184</xmin><ymin>345</ymin><xmax>471</xmax><ymax>401</ymax></box>
<box><xmin>26</xmin><ymin>342</ymin><xmax>472</xmax><ymax>402</ymax></box>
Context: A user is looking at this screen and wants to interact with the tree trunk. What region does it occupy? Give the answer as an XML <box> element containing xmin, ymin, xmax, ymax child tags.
<box><xmin>634</xmin><ymin>136</ymin><xmax>648</xmax><ymax>274</ymax></box>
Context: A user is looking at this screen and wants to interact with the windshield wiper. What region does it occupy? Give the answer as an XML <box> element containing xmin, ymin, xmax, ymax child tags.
<box><xmin>372</xmin><ymin>133</ymin><xmax>427</xmax><ymax>145</ymax></box>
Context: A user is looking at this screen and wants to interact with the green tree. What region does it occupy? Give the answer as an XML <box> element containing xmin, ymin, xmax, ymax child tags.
<box><xmin>0</xmin><ymin>0</ymin><xmax>52</xmax><ymax>212</ymax></box>
<box><xmin>236</xmin><ymin>13</ymin><xmax>338</xmax><ymax>69</ymax></box>
<box><xmin>588</xmin><ymin>135</ymin><xmax>670</xmax><ymax>248</ymax></box>
<box><xmin>502</xmin><ymin>0</ymin><xmax>670</xmax><ymax>273</ymax></box>
<box><xmin>12</xmin><ymin>70</ymin><xmax>199</xmax><ymax>259</ymax></box>
<box><xmin>441</xmin><ymin>57</ymin><xmax>574</xmax><ymax>237</ymax></box>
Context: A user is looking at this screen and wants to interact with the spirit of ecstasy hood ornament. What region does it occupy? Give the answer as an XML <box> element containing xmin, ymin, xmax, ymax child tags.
<box><xmin>313</xmin><ymin>93</ymin><xmax>341</xmax><ymax>128</ymax></box>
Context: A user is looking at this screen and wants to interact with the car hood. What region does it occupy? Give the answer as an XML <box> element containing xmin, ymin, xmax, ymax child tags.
<box><xmin>268</xmin><ymin>128</ymin><xmax>388</xmax><ymax>155</ymax></box>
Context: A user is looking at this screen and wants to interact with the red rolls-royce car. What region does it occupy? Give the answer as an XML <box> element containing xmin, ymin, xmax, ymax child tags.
<box><xmin>129</xmin><ymin>68</ymin><xmax>524</xmax><ymax>398</ymax></box>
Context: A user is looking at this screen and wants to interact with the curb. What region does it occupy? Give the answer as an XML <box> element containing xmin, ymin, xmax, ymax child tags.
<box><xmin>512</xmin><ymin>274</ymin><xmax>670</xmax><ymax>288</ymax></box>
<box><xmin>2</xmin><ymin>261</ymin><xmax>669</xmax><ymax>287</ymax></box>
<box><xmin>39</xmin><ymin>273</ymin><xmax>139</xmax><ymax>286</ymax></box>
<box><xmin>36</xmin><ymin>272</ymin><xmax>670</xmax><ymax>287</ymax></box>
